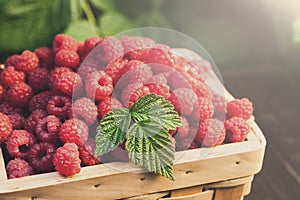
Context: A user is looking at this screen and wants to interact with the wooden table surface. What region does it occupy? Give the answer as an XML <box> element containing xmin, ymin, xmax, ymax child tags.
<box><xmin>221</xmin><ymin>65</ymin><xmax>300</xmax><ymax>200</ymax></box>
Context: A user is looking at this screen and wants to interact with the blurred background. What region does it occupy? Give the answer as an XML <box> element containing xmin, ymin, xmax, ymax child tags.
<box><xmin>0</xmin><ymin>0</ymin><xmax>299</xmax><ymax>199</ymax></box>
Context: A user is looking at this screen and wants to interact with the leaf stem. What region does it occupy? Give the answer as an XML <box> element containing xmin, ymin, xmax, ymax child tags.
<box><xmin>80</xmin><ymin>0</ymin><xmax>98</xmax><ymax>32</ymax></box>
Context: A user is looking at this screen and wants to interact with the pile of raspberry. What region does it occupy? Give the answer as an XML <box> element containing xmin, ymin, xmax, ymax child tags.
<box><xmin>0</xmin><ymin>34</ymin><xmax>254</xmax><ymax>179</ymax></box>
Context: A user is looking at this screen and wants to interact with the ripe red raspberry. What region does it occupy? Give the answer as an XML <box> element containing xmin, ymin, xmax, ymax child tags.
<box><xmin>168</xmin><ymin>88</ymin><xmax>197</xmax><ymax>116</ymax></box>
<box><xmin>118</xmin><ymin>60</ymin><xmax>153</xmax><ymax>87</ymax></box>
<box><xmin>104</xmin><ymin>58</ymin><xmax>128</xmax><ymax>85</ymax></box>
<box><xmin>50</xmin><ymin>69</ymin><xmax>83</xmax><ymax>96</ymax></box>
<box><xmin>53</xmin><ymin>143</ymin><xmax>81</xmax><ymax>177</ymax></box>
<box><xmin>59</xmin><ymin>118</ymin><xmax>89</xmax><ymax>146</ymax></box>
<box><xmin>121</xmin><ymin>36</ymin><xmax>156</xmax><ymax>58</ymax></box>
<box><xmin>175</xmin><ymin>128</ymin><xmax>197</xmax><ymax>151</ymax></box>
<box><xmin>121</xmin><ymin>83</ymin><xmax>150</xmax><ymax>108</ymax></box>
<box><xmin>224</xmin><ymin>117</ymin><xmax>250</xmax><ymax>143</ymax></box>
<box><xmin>145</xmin><ymin>73</ymin><xmax>168</xmax><ymax>85</ymax></box>
<box><xmin>24</xmin><ymin>109</ymin><xmax>47</xmax><ymax>134</ymax></box>
<box><xmin>0</xmin><ymin>101</ymin><xmax>23</xmax><ymax>115</ymax></box>
<box><xmin>6</xmin><ymin>130</ymin><xmax>37</xmax><ymax>160</ymax></box>
<box><xmin>29</xmin><ymin>91</ymin><xmax>54</xmax><ymax>112</ymax></box>
<box><xmin>0</xmin><ymin>84</ymin><xmax>6</xmax><ymax>102</ymax></box>
<box><xmin>77</xmin><ymin>42</ymin><xmax>85</xmax><ymax>60</ymax></box>
<box><xmin>97</xmin><ymin>36</ymin><xmax>124</xmax><ymax>64</ymax></box>
<box><xmin>36</xmin><ymin>115</ymin><xmax>61</xmax><ymax>143</ymax></box>
<box><xmin>6</xmin><ymin>82</ymin><xmax>33</xmax><ymax>107</ymax></box>
<box><xmin>78</xmin><ymin>144</ymin><xmax>100</xmax><ymax>166</ymax></box>
<box><xmin>77</xmin><ymin>64</ymin><xmax>98</xmax><ymax>80</ymax></box>
<box><xmin>195</xmin><ymin>119</ymin><xmax>226</xmax><ymax>147</ymax></box>
<box><xmin>168</xmin><ymin>71</ymin><xmax>191</xmax><ymax>89</ymax></box>
<box><xmin>191</xmin><ymin>97</ymin><xmax>214</xmax><ymax>122</ymax></box>
<box><xmin>7</xmin><ymin>113</ymin><xmax>25</xmax><ymax>130</ymax></box>
<box><xmin>145</xmin><ymin>83</ymin><xmax>170</xmax><ymax>99</ymax></box>
<box><xmin>46</xmin><ymin>95</ymin><xmax>71</xmax><ymax>119</ymax></box>
<box><xmin>28</xmin><ymin>142</ymin><xmax>56</xmax><ymax>173</ymax></box>
<box><xmin>85</xmin><ymin>71</ymin><xmax>113</xmax><ymax>100</ymax></box>
<box><xmin>55</xmin><ymin>50</ymin><xmax>80</xmax><ymax>69</ymax></box>
<box><xmin>170</xmin><ymin>117</ymin><xmax>189</xmax><ymax>137</ymax></box>
<box><xmin>52</xmin><ymin>34</ymin><xmax>78</xmax><ymax>54</ymax></box>
<box><xmin>0</xmin><ymin>66</ymin><xmax>26</xmax><ymax>88</ymax></box>
<box><xmin>5</xmin><ymin>55</ymin><xmax>19</xmax><ymax>67</ymax></box>
<box><xmin>190</xmin><ymin>58</ymin><xmax>212</xmax><ymax>76</ymax></box>
<box><xmin>34</xmin><ymin>46</ymin><xmax>54</xmax><ymax>69</ymax></box>
<box><xmin>97</xmin><ymin>97</ymin><xmax>123</xmax><ymax>119</ymax></box>
<box><xmin>143</xmin><ymin>44</ymin><xmax>175</xmax><ymax>67</ymax></box>
<box><xmin>49</xmin><ymin>67</ymin><xmax>71</xmax><ymax>90</ymax></box>
<box><xmin>28</xmin><ymin>68</ymin><xmax>50</xmax><ymax>93</ymax></box>
<box><xmin>227</xmin><ymin>98</ymin><xmax>253</xmax><ymax>120</ymax></box>
<box><xmin>0</xmin><ymin>113</ymin><xmax>13</xmax><ymax>143</ymax></box>
<box><xmin>70</xmin><ymin>97</ymin><xmax>98</xmax><ymax>125</ymax></box>
<box><xmin>192</xmin><ymin>80</ymin><xmax>211</xmax><ymax>99</ymax></box>
<box><xmin>211</xmin><ymin>92</ymin><xmax>227</xmax><ymax>115</ymax></box>
<box><xmin>6</xmin><ymin>158</ymin><xmax>34</xmax><ymax>179</ymax></box>
<box><xmin>83</xmin><ymin>36</ymin><xmax>102</xmax><ymax>55</ymax></box>
<box><xmin>15</xmin><ymin>50</ymin><xmax>39</xmax><ymax>74</ymax></box>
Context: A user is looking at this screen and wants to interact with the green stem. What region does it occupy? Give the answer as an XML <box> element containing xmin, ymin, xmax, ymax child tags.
<box><xmin>80</xmin><ymin>0</ymin><xmax>98</xmax><ymax>31</ymax></box>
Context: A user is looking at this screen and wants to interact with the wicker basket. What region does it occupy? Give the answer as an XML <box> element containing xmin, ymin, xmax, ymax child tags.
<box><xmin>0</xmin><ymin>49</ymin><xmax>266</xmax><ymax>200</ymax></box>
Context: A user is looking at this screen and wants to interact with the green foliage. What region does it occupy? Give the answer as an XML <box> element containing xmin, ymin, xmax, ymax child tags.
<box><xmin>95</xmin><ymin>108</ymin><xmax>131</xmax><ymax>157</ymax></box>
<box><xmin>0</xmin><ymin>0</ymin><xmax>81</xmax><ymax>55</ymax></box>
<box><xmin>95</xmin><ymin>94</ymin><xmax>181</xmax><ymax>180</ymax></box>
<box><xmin>65</xmin><ymin>20</ymin><xmax>98</xmax><ymax>42</ymax></box>
<box><xmin>99</xmin><ymin>12</ymin><xmax>133</xmax><ymax>36</ymax></box>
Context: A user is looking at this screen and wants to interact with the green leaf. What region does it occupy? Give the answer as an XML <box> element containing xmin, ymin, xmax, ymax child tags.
<box><xmin>130</xmin><ymin>94</ymin><xmax>182</xmax><ymax>130</ymax></box>
<box><xmin>94</xmin><ymin>108</ymin><xmax>131</xmax><ymax>157</ymax></box>
<box><xmin>126</xmin><ymin>122</ymin><xmax>175</xmax><ymax>180</ymax></box>
<box><xmin>99</xmin><ymin>11</ymin><xmax>133</xmax><ymax>35</ymax></box>
<box><xmin>89</xmin><ymin>0</ymin><xmax>115</xmax><ymax>11</ymax></box>
<box><xmin>0</xmin><ymin>0</ymin><xmax>82</xmax><ymax>55</ymax></box>
<box><xmin>64</xmin><ymin>20</ymin><xmax>98</xmax><ymax>42</ymax></box>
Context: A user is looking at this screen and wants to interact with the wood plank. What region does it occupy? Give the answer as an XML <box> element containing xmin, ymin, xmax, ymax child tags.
<box><xmin>161</xmin><ymin>190</ymin><xmax>214</xmax><ymax>200</ymax></box>
<box><xmin>125</xmin><ymin>191</ymin><xmax>169</xmax><ymax>200</ymax></box>
<box><xmin>214</xmin><ymin>185</ymin><xmax>245</xmax><ymax>200</ymax></box>
<box><xmin>170</xmin><ymin>185</ymin><xmax>203</xmax><ymax>197</ymax></box>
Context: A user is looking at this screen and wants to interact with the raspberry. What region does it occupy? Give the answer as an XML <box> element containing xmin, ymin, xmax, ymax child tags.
<box><xmin>143</xmin><ymin>44</ymin><xmax>175</xmax><ymax>67</ymax></box>
<box><xmin>71</xmin><ymin>97</ymin><xmax>98</xmax><ymax>125</ymax></box>
<box><xmin>0</xmin><ymin>112</ymin><xmax>13</xmax><ymax>143</ymax></box>
<box><xmin>53</xmin><ymin>143</ymin><xmax>81</xmax><ymax>177</ymax></box>
<box><xmin>168</xmin><ymin>88</ymin><xmax>197</xmax><ymax>116</ymax></box>
<box><xmin>0</xmin><ymin>66</ymin><xmax>26</xmax><ymax>88</ymax></box>
<box><xmin>28</xmin><ymin>68</ymin><xmax>49</xmax><ymax>93</ymax></box>
<box><xmin>145</xmin><ymin>73</ymin><xmax>168</xmax><ymax>85</ymax></box>
<box><xmin>168</xmin><ymin>71</ymin><xmax>191</xmax><ymax>89</ymax></box>
<box><xmin>175</xmin><ymin>128</ymin><xmax>197</xmax><ymax>151</ymax></box>
<box><xmin>6</xmin><ymin>130</ymin><xmax>37</xmax><ymax>160</ymax></box>
<box><xmin>15</xmin><ymin>50</ymin><xmax>39</xmax><ymax>74</ymax></box>
<box><xmin>6</xmin><ymin>158</ymin><xmax>34</xmax><ymax>179</ymax></box>
<box><xmin>7</xmin><ymin>113</ymin><xmax>25</xmax><ymax>130</ymax></box>
<box><xmin>212</xmin><ymin>92</ymin><xmax>227</xmax><ymax>115</ymax></box>
<box><xmin>50</xmin><ymin>68</ymin><xmax>83</xmax><ymax>96</ymax></box>
<box><xmin>5</xmin><ymin>55</ymin><xmax>19</xmax><ymax>67</ymax></box>
<box><xmin>190</xmin><ymin>58</ymin><xmax>212</xmax><ymax>76</ymax></box>
<box><xmin>83</xmin><ymin>36</ymin><xmax>102</xmax><ymax>55</ymax></box>
<box><xmin>121</xmin><ymin>36</ymin><xmax>156</xmax><ymax>58</ymax></box>
<box><xmin>29</xmin><ymin>91</ymin><xmax>54</xmax><ymax>112</ymax></box>
<box><xmin>28</xmin><ymin>142</ymin><xmax>56</xmax><ymax>173</ymax></box>
<box><xmin>192</xmin><ymin>80</ymin><xmax>211</xmax><ymax>99</ymax></box>
<box><xmin>78</xmin><ymin>144</ymin><xmax>100</xmax><ymax>166</ymax></box>
<box><xmin>0</xmin><ymin>101</ymin><xmax>23</xmax><ymax>115</ymax></box>
<box><xmin>171</xmin><ymin>117</ymin><xmax>189</xmax><ymax>137</ymax></box>
<box><xmin>85</xmin><ymin>71</ymin><xmax>113</xmax><ymax>100</ymax></box>
<box><xmin>49</xmin><ymin>67</ymin><xmax>71</xmax><ymax>90</ymax></box>
<box><xmin>85</xmin><ymin>138</ymin><xmax>96</xmax><ymax>153</ymax></box>
<box><xmin>145</xmin><ymin>83</ymin><xmax>170</xmax><ymax>99</ymax></box>
<box><xmin>97</xmin><ymin>36</ymin><xmax>124</xmax><ymax>64</ymax></box>
<box><xmin>195</xmin><ymin>119</ymin><xmax>226</xmax><ymax>147</ymax></box>
<box><xmin>77</xmin><ymin>42</ymin><xmax>85</xmax><ymax>60</ymax></box>
<box><xmin>24</xmin><ymin>109</ymin><xmax>47</xmax><ymax>134</ymax></box>
<box><xmin>34</xmin><ymin>46</ymin><xmax>54</xmax><ymax>69</ymax></box>
<box><xmin>121</xmin><ymin>83</ymin><xmax>150</xmax><ymax>108</ymax></box>
<box><xmin>36</xmin><ymin>115</ymin><xmax>61</xmax><ymax>143</ymax></box>
<box><xmin>6</xmin><ymin>82</ymin><xmax>33</xmax><ymax>107</ymax></box>
<box><xmin>191</xmin><ymin>97</ymin><xmax>214</xmax><ymax>123</ymax></box>
<box><xmin>224</xmin><ymin>117</ymin><xmax>250</xmax><ymax>142</ymax></box>
<box><xmin>55</xmin><ymin>50</ymin><xmax>80</xmax><ymax>69</ymax></box>
<box><xmin>0</xmin><ymin>84</ymin><xmax>6</xmax><ymax>102</ymax></box>
<box><xmin>77</xmin><ymin>64</ymin><xmax>98</xmax><ymax>80</ymax></box>
<box><xmin>118</xmin><ymin>60</ymin><xmax>153</xmax><ymax>87</ymax></box>
<box><xmin>52</xmin><ymin>34</ymin><xmax>78</xmax><ymax>54</ymax></box>
<box><xmin>104</xmin><ymin>58</ymin><xmax>128</xmax><ymax>85</ymax></box>
<box><xmin>227</xmin><ymin>98</ymin><xmax>253</xmax><ymax>120</ymax></box>
<box><xmin>97</xmin><ymin>97</ymin><xmax>123</xmax><ymax>119</ymax></box>
<box><xmin>46</xmin><ymin>95</ymin><xmax>71</xmax><ymax>119</ymax></box>
<box><xmin>188</xmin><ymin>141</ymin><xmax>199</xmax><ymax>150</ymax></box>
<box><xmin>59</xmin><ymin>118</ymin><xmax>89</xmax><ymax>146</ymax></box>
